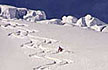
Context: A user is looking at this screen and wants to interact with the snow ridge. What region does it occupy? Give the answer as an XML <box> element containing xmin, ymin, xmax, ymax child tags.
<box><xmin>0</xmin><ymin>5</ymin><xmax>108</xmax><ymax>32</ymax></box>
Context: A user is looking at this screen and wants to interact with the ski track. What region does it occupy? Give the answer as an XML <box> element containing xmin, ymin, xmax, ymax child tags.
<box><xmin>0</xmin><ymin>20</ymin><xmax>74</xmax><ymax>70</ymax></box>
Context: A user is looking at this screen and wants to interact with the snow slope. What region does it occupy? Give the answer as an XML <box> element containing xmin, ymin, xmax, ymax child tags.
<box><xmin>0</xmin><ymin>5</ymin><xmax>108</xmax><ymax>70</ymax></box>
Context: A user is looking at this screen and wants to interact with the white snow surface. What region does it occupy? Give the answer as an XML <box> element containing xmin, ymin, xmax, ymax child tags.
<box><xmin>0</xmin><ymin>5</ymin><xmax>108</xmax><ymax>70</ymax></box>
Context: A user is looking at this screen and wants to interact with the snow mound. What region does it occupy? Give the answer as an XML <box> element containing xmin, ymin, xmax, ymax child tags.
<box><xmin>61</xmin><ymin>16</ymin><xmax>78</xmax><ymax>25</ymax></box>
<box><xmin>23</xmin><ymin>10</ymin><xmax>46</xmax><ymax>22</ymax></box>
<box><xmin>75</xmin><ymin>14</ymin><xmax>107</xmax><ymax>31</ymax></box>
<box><xmin>0</xmin><ymin>5</ymin><xmax>46</xmax><ymax>21</ymax></box>
<box><xmin>76</xmin><ymin>14</ymin><xmax>105</xmax><ymax>27</ymax></box>
<box><xmin>85</xmin><ymin>14</ymin><xmax>105</xmax><ymax>27</ymax></box>
<box><xmin>0</xmin><ymin>5</ymin><xmax>27</xmax><ymax>19</ymax></box>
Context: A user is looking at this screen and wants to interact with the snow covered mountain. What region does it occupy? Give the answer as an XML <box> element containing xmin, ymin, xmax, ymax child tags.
<box><xmin>0</xmin><ymin>5</ymin><xmax>108</xmax><ymax>70</ymax></box>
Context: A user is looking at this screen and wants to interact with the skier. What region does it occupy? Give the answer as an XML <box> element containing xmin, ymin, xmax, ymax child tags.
<box><xmin>58</xmin><ymin>46</ymin><xmax>63</xmax><ymax>52</ymax></box>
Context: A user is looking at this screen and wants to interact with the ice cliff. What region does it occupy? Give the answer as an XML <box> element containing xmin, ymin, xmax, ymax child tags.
<box><xmin>0</xmin><ymin>5</ymin><xmax>46</xmax><ymax>21</ymax></box>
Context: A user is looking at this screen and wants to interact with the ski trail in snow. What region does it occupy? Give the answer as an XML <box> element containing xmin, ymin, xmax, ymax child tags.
<box><xmin>0</xmin><ymin>20</ymin><xmax>29</xmax><ymax>29</ymax></box>
<box><xmin>0</xmin><ymin>20</ymin><xmax>75</xmax><ymax>70</ymax></box>
<box><xmin>7</xmin><ymin>28</ymin><xmax>38</xmax><ymax>39</ymax></box>
<box><xmin>32</xmin><ymin>55</ymin><xmax>73</xmax><ymax>70</ymax></box>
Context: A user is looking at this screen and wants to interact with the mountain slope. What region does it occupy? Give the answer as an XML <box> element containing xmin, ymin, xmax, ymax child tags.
<box><xmin>0</xmin><ymin>5</ymin><xmax>108</xmax><ymax>70</ymax></box>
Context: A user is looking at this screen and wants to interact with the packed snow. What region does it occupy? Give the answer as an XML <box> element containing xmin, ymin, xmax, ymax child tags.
<box><xmin>0</xmin><ymin>5</ymin><xmax>108</xmax><ymax>70</ymax></box>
